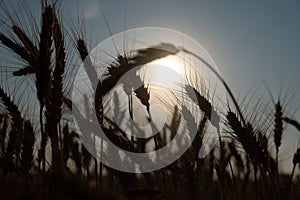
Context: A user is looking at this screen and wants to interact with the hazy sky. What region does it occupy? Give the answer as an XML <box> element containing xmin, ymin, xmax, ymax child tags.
<box><xmin>64</xmin><ymin>0</ymin><xmax>300</xmax><ymax>92</ymax></box>
<box><xmin>4</xmin><ymin>0</ymin><xmax>300</xmax><ymax>172</ymax></box>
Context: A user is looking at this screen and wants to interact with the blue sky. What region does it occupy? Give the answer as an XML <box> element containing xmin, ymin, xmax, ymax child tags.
<box><xmin>61</xmin><ymin>0</ymin><xmax>300</xmax><ymax>97</ymax></box>
<box><xmin>9</xmin><ymin>0</ymin><xmax>299</xmax><ymax>94</ymax></box>
<box><xmin>4</xmin><ymin>0</ymin><xmax>300</xmax><ymax>172</ymax></box>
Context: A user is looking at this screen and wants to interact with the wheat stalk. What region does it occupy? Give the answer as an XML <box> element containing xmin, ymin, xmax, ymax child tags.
<box><xmin>36</xmin><ymin>4</ymin><xmax>54</xmax><ymax>174</ymax></box>
<box><xmin>44</xmin><ymin>6</ymin><xmax>65</xmax><ymax>170</ymax></box>
<box><xmin>283</xmin><ymin>117</ymin><xmax>300</xmax><ymax>132</ymax></box>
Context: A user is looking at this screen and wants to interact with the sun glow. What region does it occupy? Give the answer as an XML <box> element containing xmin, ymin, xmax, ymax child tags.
<box><xmin>146</xmin><ymin>55</ymin><xmax>185</xmax><ymax>86</ymax></box>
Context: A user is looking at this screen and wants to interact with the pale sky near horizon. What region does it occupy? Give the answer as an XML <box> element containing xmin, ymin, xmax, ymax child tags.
<box><xmin>3</xmin><ymin>0</ymin><xmax>300</xmax><ymax>172</ymax></box>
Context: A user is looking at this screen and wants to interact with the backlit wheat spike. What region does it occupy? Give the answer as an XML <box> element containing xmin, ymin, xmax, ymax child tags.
<box><xmin>95</xmin><ymin>43</ymin><xmax>180</xmax><ymax>128</ymax></box>
<box><xmin>76</xmin><ymin>38</ymin><xmax>98</xmax><ymax>89</ymax></box>
<box><xmin>129</xmin><ymin>43</ymin><xmax>179</xmax><ymax>65</ymax></box>
<box><xmin>98</xmin><ymin>43</ymin><xmax>180</xmax><ymax>99</ymax></box>
<box><xmin>192</xmin><ymin>116</ymin><xmax>207</xmax><ymax>155</ymax></box>
<box><xmin>181</xmin><ymin>47</ymin><xmax>246</xmax><ymax>127</ymax></box>
<box><xmin>12</xmin><ymin>66</ymin><xmax>34</xmax><ymax>76</ymax></box>
<box><xmin>51</xmin><ymin>7</ymin><xmax>65</xmax><ymax>123</ymax></box>
<box><xmin>274</xmin><ymin>101</ymin><xmax>283</xmax><ymax>156</ymax></box>
<box><xmin>12</xmin><ymin>24</ymin><xmax>38</xmax><ymax>71</ymax></box>
<box><xmin>103</xmin><ymin>116</ymin><xmax>131</xmax><ymax>145</ymax></box>
<box><xmin>0</xmin><ymin>87</ymin><xmax>24</xmax><ymax>164</ymax></box>
<box><xmin>36</xmin><ymin>4</ymin><xmax>53</xmax><ymax>106</ymax></box>
<box><xmin>132</xmin><ymin>76</ymin><xmax>150</xmax><ymax>113</ymax></box>
<box><xmin>0</xmin><ymin>33</ymin><xmax>30</xmax><ymax>63</ymax></box>
<box><xmin>185</xmin><ymin>85</ymin><xmax>220</xmax><ymax>131</ymax></box>
<box><xmin>226</xmin><ymin>111</ymin><xmax>267</xmax><ymax>168</ymax></box>
<box><xmin>0</xmin><ymin>87</ymin><xmax>23</xmax><ymax>132</ymax></box>
<box><xmin>12</xmin><ymin>25</ymin><xmax>38</xmax><ymax>56</ymax></box>
<box><xmin>135</xmin><ymin>86</ymin><xmax>150</xmax><ymax>112</ymax></box>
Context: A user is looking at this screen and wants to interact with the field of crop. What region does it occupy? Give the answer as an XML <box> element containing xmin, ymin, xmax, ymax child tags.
<box><xmin>0</xmin><ymin>1</ymin><xmax>299</xmax><ymax>200</ymax></box>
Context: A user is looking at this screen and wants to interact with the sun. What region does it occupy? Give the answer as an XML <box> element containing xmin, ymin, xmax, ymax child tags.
<box><xmin>144</xmin><ymin>55</ymin><xmax>185</xmax><ymax>86</ymax></box>
<box><xmin>151</xmin><ymin>55</ymin><xmax>184</xmax><ymax>75</ymax></box>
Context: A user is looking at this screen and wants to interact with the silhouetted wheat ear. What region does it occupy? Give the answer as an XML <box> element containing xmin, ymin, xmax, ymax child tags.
<box><xmin>185</xmin><ymin>85</ymin><xmax>220</xmax><ymax>131</ymax></box>
<box><xmin>50</xmin><ymin>8</ymin><xmax>65</xmax><ymax>122</ymax></box>
<box><xmin>36</xmin><ymin>5</ymin><xmax>53</xmax><ymax>105</ymax></box>
<box><xmin>0</xmin><ymin>87</ymin><xmax>23</xmax><ymax>132</ymax></box>
<box><xmin>20</xmin><ymin>120</ymin><xmax>34</xmax><ymax>173</ymax></box>
<box><xmin>0</xmin><ymin>33</ymin><xmax>30</xmax><ymax>64</ymax></box>
<box><xmin>76</xmin><ymin>38</ymin><xmax>98</xmax><ymax>88</ymax></box>
<box><xmin>77</xmin><ymin>38</ymin><xmax>89</xmax><ymax>61</ymax></box>
<box><xmin>283</xmin><ymin>117</ymin><xmax>300</xmax><ymax>132</ymax></box>
<box><xmin>274</xmin><ymin>101</ymin><xmax>283</xmax><ymax>154</ymax></box>
<box><xmin>0</xmin><ymin>87</ymin><xmax>24</xmax><ymax>167</ymax></box>
<box><xmin>192</xmin><ymin>116</ymin><xmax>208</xmax><ymax>155</ymax></box>
<box><xmin>0</xmin><ymin>11</ymin><xmax>37</xmax><ymax>77</ymax></box>
<box><xmin>13</xmin><ymin>67</ymin><xmax>34</xmax><ymax>76</ymax></box>
<box><xmin>226</xmin><ymin>111</ymin><xmax>267</xmax><ymax>167</ymax></box>
<box><xmin>95</xmin><ymin>43</ymin><xmax>180</xmax><ymax>127</ymax></box>
<box><xmin>132</xmin><ymin>76</ymin><xmax>150</xmax><ymax>113</ymax></box>
<box><xmin>129</xmin><ymin>43</ymin><xmax>179</xmax><ymax>65</ymax></box>
<box><xmin>98</xmin><ymin>43</ymin><xmax>179</xmax><ymax>99</ymax></box>
<box><xmin>12</xmin><ymin>25</ymin><xmax>38</xmax><ymax>56</ymax></box>
<box><xmin>12</xmin><ymin>24</ymin><xmax>38</xmax><ymax>74</ymax></box>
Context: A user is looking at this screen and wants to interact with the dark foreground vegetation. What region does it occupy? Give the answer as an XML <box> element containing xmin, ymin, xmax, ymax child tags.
<box><xmin>0</xmin><ymin>1</ymin><xmax>300</xmax><ymax>199</ymax></box>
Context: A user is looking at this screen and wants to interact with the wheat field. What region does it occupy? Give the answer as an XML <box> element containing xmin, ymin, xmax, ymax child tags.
<box><xmin>0</xmin><ymin>1</ymin><xmax>300</xmax><ymax>200</ymax></box>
